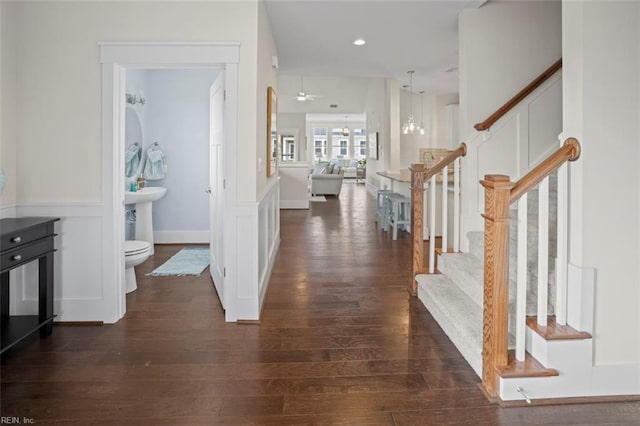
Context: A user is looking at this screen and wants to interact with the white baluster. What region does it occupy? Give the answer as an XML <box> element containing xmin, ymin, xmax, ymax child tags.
<box><xmin>556</xmin><ymin>164</ymin><xmax>568</xmax><ymax>325</ymax></box>
<box><xmin>516</xmin><ymin>193</ymin><xmax>528</xmax><ymax>361</ymax></box>
<box><xmin>442</xmin><ymin>166</ymin><xmax>448</xmax><ymax>253</ymax></box>
<box><xmin>537</xmin><ymin>177</ymin><xmax>549</xmax><ymax>326</ymax></box>
<box><xmin>453</xmin><ymin>157</ymin><xmax>460</xmax><ymax>253</ymax></box>
<box><xmin>429</xmin><ymin>175</ymin><xmax>437</xmax><ymax>274</ymax></box>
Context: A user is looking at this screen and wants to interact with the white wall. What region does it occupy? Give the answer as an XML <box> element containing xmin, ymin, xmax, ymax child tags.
<box><xmin>563</xmin><ymin>1</ymin><xmax>640</xmax><ymax>365</ymax></box>
<box><xmin>388</xmin><ymin>79</ymin><xmax>402</xmax><ymax>172</ymax></box>
<box><xmin>434</xmin><ymin>94</ymin><xmax>459</xmax><ymax>148</ymax></box>
<box><xmin>457</xmin><ymin>0</ymin><xmax>562</xmax><ymax>246</ymax></box>
<box><xmin>143</xmin><ymin>69</ymin><xmax>218</xmax><ymax>239</ymax></box>
<box><xmin>0</xmin><ymin>1</ymin><xmax>17</xmax><ymax>207</ymax></box>
<box><xmin>9</xmin><ymin>1</ymin><xmax>260</xmax><ymax>204</ymax></box>
<box><xmin>363</xmin><ymin>78</ymin><xmax>389</xmax><ymax>189</ymax></box>
<box><xmin>458</xmin><ymin>1</ymin><xmax>562</xmax><ymax>141</ymax></box>
<box><xmin>256</xmin><ymin>0</ymin><xmax>279</xmax><ymax>198</ymax></box>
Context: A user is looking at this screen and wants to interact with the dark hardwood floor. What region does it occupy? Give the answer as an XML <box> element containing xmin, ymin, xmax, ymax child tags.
<box><xmin>1</xmin><ymin>182</ymin><xmax>639</xmax><ymax>424</ymax></box>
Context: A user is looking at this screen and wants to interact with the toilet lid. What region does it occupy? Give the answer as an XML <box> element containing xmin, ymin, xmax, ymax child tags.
<box><xmin>124</xmin><ymin>240</ymin><xmax>150</xmax><ymax>256</ymax></box>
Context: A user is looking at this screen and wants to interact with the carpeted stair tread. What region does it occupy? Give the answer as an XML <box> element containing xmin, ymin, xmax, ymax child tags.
<box><xmin>467</xmin><ymin>231</ymin><xmax>484</xmax><ymax>262</ymax></box>
<box><xmin>437</xmin><ymin>253</ymin><xmax>484</xmax><ymax>307</ymax></box>
<box><xmin>416</xmin><ymin>273</ymin><xmax>483</xmax><ymax>376</ymax></box>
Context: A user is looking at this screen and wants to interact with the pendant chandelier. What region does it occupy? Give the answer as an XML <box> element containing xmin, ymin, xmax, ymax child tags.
<box><xmin>402</xmin><ymin>71</ymin><xmax>418</xmax><ymax>135</ymax></box>
<box><xmin>342</xmin><ymin>115</ymin><xmax>349</xmax><ymax>136</ymax></box>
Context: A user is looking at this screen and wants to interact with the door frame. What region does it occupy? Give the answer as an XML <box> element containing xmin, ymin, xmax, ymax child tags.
<box><xmin>208</xmin><ymin>71</ymin><xmax>226</xmax><ymax>308</ymax></box>
<box><xmin>99</xmin><ymin>42</ymin><xmax>239</xmax><ymax>322</ymax></box>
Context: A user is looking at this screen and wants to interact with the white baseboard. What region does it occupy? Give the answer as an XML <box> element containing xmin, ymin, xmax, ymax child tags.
<box><xmin>1</xmin><ymin>204</ymin><xmax>17</xmax><ymax>218</ymax></box>
<box><xmin>592</xmin><ymin>364</ymin><xmax>640</xmax><ymax>395</ymax></box>
<box><xmin>280</xmin><ymin>200</ymin><xmax>309</xmax><ymax>209</ymax></box>
<box><xmin>153</xmin><ymin>230</ymin><xmax>209</xmax><ymax>244</ymax></box>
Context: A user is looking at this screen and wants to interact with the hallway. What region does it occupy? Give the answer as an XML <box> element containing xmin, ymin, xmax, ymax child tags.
<box><xmin>1</xmin><ymin>183</ymin><xmax>639</xmax><ymax>424</ymax></box>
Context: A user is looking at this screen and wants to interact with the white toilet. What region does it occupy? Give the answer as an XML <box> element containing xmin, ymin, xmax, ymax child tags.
<box><xmin>124</xmin><ymin>240</ymin><xmax>151</xmax><ymax>294</ymax></box>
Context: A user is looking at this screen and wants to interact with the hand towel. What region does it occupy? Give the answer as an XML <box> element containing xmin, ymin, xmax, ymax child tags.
<box><xmin>144</xmin><ymin>145</ymin><xmax>167</xmax><ymax>181</ymax></box>
<box><xmin>125</xmin><ymin>144</ymin><xmax>140</xmax><ymax>177</ymax></box>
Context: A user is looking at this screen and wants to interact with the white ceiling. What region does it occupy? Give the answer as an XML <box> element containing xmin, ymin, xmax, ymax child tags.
<box><xmin>265</xmin><ymin>0</ymin><xmax>485</xmax><ymax>96</ymax></box>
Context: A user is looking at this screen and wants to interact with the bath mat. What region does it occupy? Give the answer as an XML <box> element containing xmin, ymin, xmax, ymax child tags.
<box><xmin>309</xmin><ymin>196</ymin><xmax>326</xmax><ymax>202</ymax></box>
<box><xmin>147</xmin><ymin>247</ymin><xmax>210</xmax><ymax>277</ymax></box>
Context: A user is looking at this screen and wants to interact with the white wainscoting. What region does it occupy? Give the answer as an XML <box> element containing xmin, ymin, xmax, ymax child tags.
<box><xmin>460</xmin><ymin>72</ymin><xmax>562</xmax><ymax>251</ymax></box>
<box><xmin>8</xmin><ymin>203</ymin><xmax>109</xmax><ymax>322</ymax></box>
<box><xmin>224</xmin><ymin>178</ymin><xmax>280</xmax><ymax>322</ymax></box>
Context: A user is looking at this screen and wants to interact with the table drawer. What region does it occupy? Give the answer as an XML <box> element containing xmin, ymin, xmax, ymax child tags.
<box><xmin>1</xmin><ymin>238</ymin><xmax>54</xmax><ymax>271</ymax></box>
<box><xmin>1</xmin><ymin>223</ymin><xmax>53</xmax><ymax>251</ymax></box>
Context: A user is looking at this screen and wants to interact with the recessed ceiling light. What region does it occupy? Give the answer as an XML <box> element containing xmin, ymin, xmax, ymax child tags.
<box><xmin>353</xmin><ymin>38</ymin><xmax>366</xmax><ymax>46</ymax></box>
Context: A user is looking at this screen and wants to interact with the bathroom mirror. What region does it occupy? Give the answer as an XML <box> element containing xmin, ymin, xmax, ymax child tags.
<box><xmin>125</xmin><ymin>106</ymin><xmax>143</xmax><ymax>177</ymax></box>
<box><xmin>267</xmin><ymin>86</ymin><xmax>278</xmax><ymax>176</ymax></box>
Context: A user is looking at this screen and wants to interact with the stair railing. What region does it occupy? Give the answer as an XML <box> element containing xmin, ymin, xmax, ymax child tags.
<box><xmin>480</xmin><ymin>137</ymin><xmax>581</xmax><ymax>397</ymax></box>
<box><xmin>409</xmin><ymin>143</ymin><xmax>467</xmax><ymax>295</ymax></box>
<box><xmin>474</xmin><ymin>59</ymin><xmax>562</xmax><ymax>131</ymax></box>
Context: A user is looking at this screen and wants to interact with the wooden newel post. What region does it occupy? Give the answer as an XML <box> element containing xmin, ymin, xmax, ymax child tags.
<box><xmin>409</xmin><ymin>163</ymin><xmax>426</xmax><ymax>296</ymax></box>
<box><xmin>480</xmin><ymin>174</ymin><xmax>514</xmax><ymax>397</ymax></box>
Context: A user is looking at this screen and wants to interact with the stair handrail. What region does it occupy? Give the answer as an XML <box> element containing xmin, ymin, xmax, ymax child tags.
<box><xmin>479</xmin><ymin>137</ymin><xmax>581</xmax><ymax>398</ymax></box>
<box><xmin>474</xmin><ymin>59</ymin><xmax>562</xmax><ymax>132</ymax></box>
<box><xmin>409</xmin><ymin>143</ymin><xmax>467</xmax><ymax>295</ymax></box>
<box><xmin>510</xmin><ymin>138</ymin><xmax>580</xmax><ymax>203</ymax></box>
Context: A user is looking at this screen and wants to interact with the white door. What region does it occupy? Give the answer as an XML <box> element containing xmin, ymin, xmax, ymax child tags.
<box><xmin>209</xmin><ymin>70</ymin><xmax>225</xmax><ymax>307</ymax></box>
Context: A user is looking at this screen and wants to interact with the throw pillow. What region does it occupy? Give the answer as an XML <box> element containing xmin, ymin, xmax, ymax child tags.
<box><xmin>325</xmin><ymin>164</ymin><xmax>334</xmax><ymax>174</ymax></box>
<box><xmin>333</xmin><ymin>166</ymin><xmax>342</xmax><ymax>174</ymax></box>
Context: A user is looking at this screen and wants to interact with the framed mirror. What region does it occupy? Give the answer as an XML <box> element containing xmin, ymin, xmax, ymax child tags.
<box><xmin>267</xmin><ymin>86</ymin><xmax>278</xmax><ymax>176</ymax></box>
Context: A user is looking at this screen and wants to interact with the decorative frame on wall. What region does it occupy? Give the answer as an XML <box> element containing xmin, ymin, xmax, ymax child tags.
<box><xmin>368</xmin><ymin>131</ymin><xmax>379</xmax><ymax>160</ymax></box>
<box><xmin>267</xmin><ymin>86</ymin><xmax>278</xmax><ymax>176</ymax></box>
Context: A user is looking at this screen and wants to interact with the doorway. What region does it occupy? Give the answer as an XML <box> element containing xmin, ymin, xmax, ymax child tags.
<box><xmin>100</xmin><ymin>43</ymin><xmax>239</xmax><ymax>322</ymax></box>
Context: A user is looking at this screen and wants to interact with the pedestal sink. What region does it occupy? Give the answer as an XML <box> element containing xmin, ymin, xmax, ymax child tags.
<box><xmin>125</xmin><ymin>187</ymin><xmax>167</xmax><ymax>255</ymax></box>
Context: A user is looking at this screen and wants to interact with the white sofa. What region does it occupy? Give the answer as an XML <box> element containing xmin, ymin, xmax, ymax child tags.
<box><xmin>310</xmin><ymin>162</ymin><xmax>344</xmax><ymax>196</ymax></box>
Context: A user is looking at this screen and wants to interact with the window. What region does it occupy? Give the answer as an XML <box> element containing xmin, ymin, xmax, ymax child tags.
<box><xmin>331</xmin><ymin>128</ymin><xmax>349</xmax><ymax>159</ymax></box>
<box><xmin>353</xmin><ymin>128</ymin><xmax>367</xmax><ymax>160</ymax></box>
<box><xmin>313</xmin><ymin>128</ymin><xmax>328</xmax><ymax>161</ymax></box>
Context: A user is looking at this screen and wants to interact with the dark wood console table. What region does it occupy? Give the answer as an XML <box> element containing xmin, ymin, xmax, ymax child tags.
<box><xmin>1</xmin><ymin>217</ymin><xmax>59</xmax><ymax>354</ymax></box>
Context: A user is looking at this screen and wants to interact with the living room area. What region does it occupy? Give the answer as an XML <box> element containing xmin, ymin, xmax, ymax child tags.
<box><xmin>278</xmin><ymin>108</ymin><xmax>372</xmax><ymax>205</ymax></box>
<box><xmin>276</xmin><ymin>71</ymin><xmax>459</xmax><ymax>213</ymax></box>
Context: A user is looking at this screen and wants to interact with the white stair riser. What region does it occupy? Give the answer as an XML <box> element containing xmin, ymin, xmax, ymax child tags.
<box><xmin>526</xmin><ymin>328</ymin><xmax>593</xmax><ymax>368</ymax></box>
<box><xmin>437</xmin><ymin>254</ymin><xmax>484</xmax><ymax>306</ymax></box>
<box><xmin>500</xmin><ymin>338</ymin><xmax>592</xmax><ymax>400</ymax></box>
<box><xmin>500</xmin><ymin>372</ymin><xmax>592</xmax><ymax>401</ymax></box>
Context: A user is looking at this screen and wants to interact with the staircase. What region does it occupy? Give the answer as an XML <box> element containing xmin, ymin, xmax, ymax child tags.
<box><xmin>412</xmin><ymin>139</ymin><xmax>596</xmax><ymax>403</ymax></box>
<box><xmin>418</xmin><ymin>177</ymin><xmax>559</xmax><ymax>375</ymax></box>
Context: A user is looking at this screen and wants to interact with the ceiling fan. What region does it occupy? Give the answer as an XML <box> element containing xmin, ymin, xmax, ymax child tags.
<box><xmin>294</xmin><ymin>76</ymin><xmax>322</xmax><ymax>102</ymax></box>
